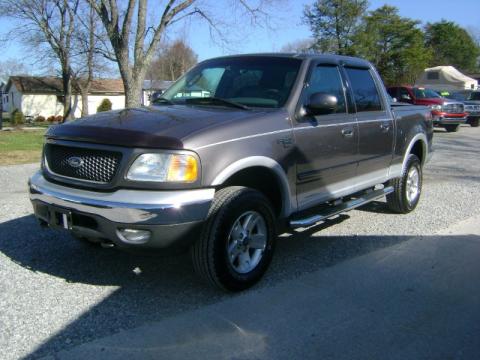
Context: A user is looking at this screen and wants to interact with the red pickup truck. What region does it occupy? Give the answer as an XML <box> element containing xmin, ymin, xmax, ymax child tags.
<box><xmin>387</xmin><ymin>86</ymin><xmax>467</xmax><ymax>132</ymax></box>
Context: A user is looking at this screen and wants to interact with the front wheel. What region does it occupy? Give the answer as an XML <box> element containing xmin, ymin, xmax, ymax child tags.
<box><xmin>469</xmin><ymin>118</ymin><xmax>479</xmax><ymax>127</ymax></box>
<box><xmin>444</xmin><ymin>124</ymin><xmax>460</xmax><ymax>132</ymax></box>
<box><xmin>386</xmin><ymin>154</ymin><xmax>422</xmax><ymax>214</ymax></box>
<box><xmin>191</xmin><ymin>186</ymin><xmax>276</xmax><ymax>291</ymax></box>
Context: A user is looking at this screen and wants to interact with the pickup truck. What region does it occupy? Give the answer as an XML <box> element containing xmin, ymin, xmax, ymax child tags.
<box><xmin>387</xmin><ymin>86</ymin><xmax>466</xmax><ymax>132</ymax></box>
<box><xmin>29</xmin><ymin>54</ymin><xmax>433</xmax><ymax>291</ymax></box>
<box><xmin>446</xmin><ymin>90</ymin><xmax>480</xmax><ymax>127</ymax></box>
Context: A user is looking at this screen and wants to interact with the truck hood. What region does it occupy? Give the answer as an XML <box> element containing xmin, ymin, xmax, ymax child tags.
<box><xmin>46</xmin><ymin>106</ymin><xmax>266</xmax><ymax>149</ymax></box>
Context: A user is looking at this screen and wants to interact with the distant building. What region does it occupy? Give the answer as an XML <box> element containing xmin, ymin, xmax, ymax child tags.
<box><xmin>2</xmin><ymin>76</ymin><xmax>125</xmax><ymax>118</ymax></box>
<box><xmin>142</xmin><ymin>80</ymin><xmax>174</xmax><ymax>106</ymax></box>
<box><xmin>466</xmin><ymin>73</ymin><xmax>480</xmax><ymax>84</ymax></box>
<box><xmin>416</xmin><ymin>66</ymin><xmax>478</xmax><ymax>91</ymax></box>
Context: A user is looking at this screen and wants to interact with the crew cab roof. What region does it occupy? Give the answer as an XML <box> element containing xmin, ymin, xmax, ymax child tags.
<box><xmin>199</xmin><ymin>53</ymin><xmax>373</xmax><ymax>69</ymax></box>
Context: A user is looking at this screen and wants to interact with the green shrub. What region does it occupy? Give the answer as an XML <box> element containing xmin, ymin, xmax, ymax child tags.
<box><xmin>35</xmin><ymin>115</ymin><xmax>46</xmax><ymax>123</ymax></box>
<box><xmin>47</xmin><ymin>116</ymin><xmax>56</xmax><ymax>123</ymax></box>
<box><xmin>97</xmin><ymin>98</ymin><xmax>112</xmax><ymax>112</ymax></box>
<box><xmin>54</xmin><ymin>115</ymin><xmax>64</xmax><ymax>123</ymax></box>
<box><xmin>11</xmin><ymin>109</ymin><xmax>25</xmax><ymax>126</ymax></box>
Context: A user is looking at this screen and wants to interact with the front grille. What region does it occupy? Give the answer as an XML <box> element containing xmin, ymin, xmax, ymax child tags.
<box><xmin>45</xmin><ymin>144</ymin><xmax>122</xmax><ymax>183</ymax></box>
<box><xmin>443</xmin><ymin>103</ymin><xmax>464</xmax><ymax>114</ymax></box>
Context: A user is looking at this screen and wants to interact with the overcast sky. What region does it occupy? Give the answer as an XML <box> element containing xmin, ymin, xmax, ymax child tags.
<box><xmin>1</xmin><ymin>0</ymin><xmax>479</xmax><ymax>75</ymax></box>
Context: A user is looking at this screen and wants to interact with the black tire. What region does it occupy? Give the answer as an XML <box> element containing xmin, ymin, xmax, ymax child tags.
<box><xmin>444</xmin><ymin>124</ymin><xmax>460</xmax><ymax>132</ymax></box>
<box><xmin>386</xmin><ymin>154</ymin><xmax>422</xmax><ymax>214</ymax></box>
<box><xmin>191</xmin><ymin>186</ymin><xmax>276</xmax><ymax>291</ymax></box>
<box><xmin>469</xmin><ymin>118</ymin><xmax>479</xmax><ymax>127</ymax></box>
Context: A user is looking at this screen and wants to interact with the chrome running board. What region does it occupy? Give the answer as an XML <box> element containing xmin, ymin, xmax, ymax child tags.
<box><xmin>289</xmin><ymin>186</ymin><xmax>394</xmax><ymax>229</ymax></box>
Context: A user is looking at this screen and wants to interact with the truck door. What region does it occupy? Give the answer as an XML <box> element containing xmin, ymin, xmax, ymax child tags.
<box><xmin>344</xmin><ymin>67</ymin><xmax>394</xmax><ymax>183</ymax></box>
<box><xmin>294</xmin><ymin>64</ymin><xmax>359</xmax><ymax>211</ymax></box>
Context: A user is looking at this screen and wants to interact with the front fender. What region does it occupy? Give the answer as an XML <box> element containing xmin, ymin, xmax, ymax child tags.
<box><xmin>211</xmin><ymin>156</ymin><xmax>295</xmax><ymax>217</ymax></box>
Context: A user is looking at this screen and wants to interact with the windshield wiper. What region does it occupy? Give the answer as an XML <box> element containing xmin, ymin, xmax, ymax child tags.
<box><xmin>185</xmin><ymin>97</ymin><xmax>250</xmax><ymax>110</ymax></box>
<box><xmin>152</xmin><ymin>97</ymin><xmax>175</xmax><ymax>105</ymax></box>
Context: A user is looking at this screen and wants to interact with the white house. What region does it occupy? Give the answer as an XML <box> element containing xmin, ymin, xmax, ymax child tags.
<box><xmin>2</xmin><ymin>76</ymin><xmax>126</xmax><ymax>118</ymax></box>
<box><xmin>142</xmin><ymin>79</ymin><xmax>174</xmax><ymax>106</ymax></box>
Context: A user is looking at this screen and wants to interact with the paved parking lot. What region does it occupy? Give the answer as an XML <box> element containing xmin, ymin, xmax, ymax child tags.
<box><xmin>0</xmin><ymin>126</ymin><xmax>479</xmax><ymax>359</ymax></box>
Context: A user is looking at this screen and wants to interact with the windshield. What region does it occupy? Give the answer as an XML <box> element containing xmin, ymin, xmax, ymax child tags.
<box><xmin>445</xmin><ymin>92</ymin><xmax>468</xmax><ymax>101</ymax></box>
<box><xmin>413</xmin><ymin>88</ymin><xmax>441</xmax><ymax>99</ymax></box>
<box><xmin>468</xmin><ymin>92</ymin><xmax>480</xmax><ymax>101</ymax></box>
<box><xmin>161</xmin><ymin>57</ymin><xmax>302</xmax><ymax>108</ymax></box>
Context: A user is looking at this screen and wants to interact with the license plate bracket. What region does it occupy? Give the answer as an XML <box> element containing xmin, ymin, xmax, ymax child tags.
<box><xmin>49</xmin><ymin>207</ymin><xmax>73</xmax><ymax>230</ymax></box>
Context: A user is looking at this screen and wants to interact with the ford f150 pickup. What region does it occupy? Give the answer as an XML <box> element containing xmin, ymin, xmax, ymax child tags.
<box><xmin>29</xmin><ymin>54</ymin><xmax>433</xmax><ymax>291</ymax></box>
<box><xmin>387</xmin><ymin>86</ymin><xmax>466</xmax><ymax>132</ymax></box>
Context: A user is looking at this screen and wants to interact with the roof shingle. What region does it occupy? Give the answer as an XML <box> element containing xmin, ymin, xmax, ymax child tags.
<box><xmin>6</xmin><ymin>76</ymin><xmax>124</xmax><ymax>94</ymax></box>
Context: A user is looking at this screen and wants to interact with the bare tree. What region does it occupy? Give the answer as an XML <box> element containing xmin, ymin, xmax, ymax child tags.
<box><xmin>147</xmin><ymin>39</ymin><xmax>198</xmax><ymax>81</ymax></box>
<box><xmin>71</xmin><ymin>2</ymin><xmax>112</xmax><ymax>116</ymax></box>
<box><xmin>0</xmin><ymin>0</ymin><xmax>80</xmax><ymax>120</ymax></box>
<box><xmin>0</xmin><ymin>60</ymin><xmax>31</xmax><ymax>83</ymax></box>
<box><xmin>88</xmin><ymin>0</ymin><xmax>279</xmax><ymax>108</ymax></box>
<box><xmin>280</xmin><ymin>39</ymin><xmax>315</xmax><ymax>53</ymax></box>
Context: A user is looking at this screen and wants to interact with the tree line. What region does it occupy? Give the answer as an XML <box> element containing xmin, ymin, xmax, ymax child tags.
<box><xmin>302</xmin><ymin>0</ymin><xmax>480</xmax><ymax>85</ymax></box>
<box><xmin>1</xmin><ymin>0</ymin><xmax>478</xmax><ymax>120</ymax></box>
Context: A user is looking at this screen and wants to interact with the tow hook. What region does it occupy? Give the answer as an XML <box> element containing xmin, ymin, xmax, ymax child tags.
<box><xmin>100</xmin><ymin>241</ymin><xmax>115</xmax><ymax>249</ymax></box>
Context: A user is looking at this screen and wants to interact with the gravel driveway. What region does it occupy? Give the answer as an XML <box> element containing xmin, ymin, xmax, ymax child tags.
<box><xmin>0</xmin><ymin>126</ymin><xmax>479</xmax><ymax>359</ymax></box>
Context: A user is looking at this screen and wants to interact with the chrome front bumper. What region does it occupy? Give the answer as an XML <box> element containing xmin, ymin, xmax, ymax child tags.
<box><xmin>28</xmin><ymin>171</ymin><xmax>215</xmax><ymax>250</ymax></box>
<box><xmin>29</xmin><ymin>171</ymin><xmax>214</xmax><ymax>225</ymax></box>
<box><xmin>433</xmin><ymin>116</ymin><xmax>467</xmax><ymax>125</ymax></box>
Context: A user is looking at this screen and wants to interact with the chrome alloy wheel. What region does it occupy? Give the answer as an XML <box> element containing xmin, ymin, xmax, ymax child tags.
<box><xmin>406</xmin><ymin>166</ymin><xmax>420</xmax><ymax>204</ymax></box>
<box><xmin>227</xmin><ymin>211</ymin><xmax>267</xmax><ymax>274</ymax></box>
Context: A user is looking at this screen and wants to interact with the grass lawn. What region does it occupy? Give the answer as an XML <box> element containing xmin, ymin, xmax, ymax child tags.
<box><xmin>0</xmin><ymin>130</ymin><xmax>46</xmax><ymax>165</ymax></box>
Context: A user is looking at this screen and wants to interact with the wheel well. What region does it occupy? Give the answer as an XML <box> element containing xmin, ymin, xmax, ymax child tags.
<box><xmin>220</xmin><ymin>167</ymin><xmax>283</xmax><ymax>217</ymax></box>
<box><xmin>410</xmin><ymin>140</ymin><xmax>425</xmax><ymax>164</ymax></box>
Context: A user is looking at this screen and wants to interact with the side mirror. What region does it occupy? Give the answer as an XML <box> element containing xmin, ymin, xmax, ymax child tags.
<box><xmin>305</xmin><ymin>92</ymin><xmax>338</xmax><ymax>115</ymax></box>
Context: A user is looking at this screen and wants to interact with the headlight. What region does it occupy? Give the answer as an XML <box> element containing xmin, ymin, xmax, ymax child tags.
<box><xmin>464</xmin><ymin>105</ymin><xmax>473</xmax><ymax>112</ymax></box>
<box><xmin>126</xmin><ymin>153</ymin><xmax>198</xmax><ymax>182</ymax></box>
<box><xmin>430</xmin><ymin>104</ymin><xmax>442</xmax><ymax>111</ymax></box>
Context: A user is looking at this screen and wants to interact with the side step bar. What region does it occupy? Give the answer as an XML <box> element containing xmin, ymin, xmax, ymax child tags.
<box><xmin>289</xmin><ymin>186</ymin><xmax>394</xmax><ymax>229</ymax></box>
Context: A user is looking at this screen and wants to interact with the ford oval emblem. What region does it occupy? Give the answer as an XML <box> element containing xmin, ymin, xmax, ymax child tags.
<box><xmin>67</xmin><ymin>156</ymin><xmax>84</xmax><ymax>168</ymax></box>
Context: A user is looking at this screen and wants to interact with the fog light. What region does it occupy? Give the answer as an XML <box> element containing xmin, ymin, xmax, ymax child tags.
<box><xmin>117</xmin><ymin>228</ymin><xmax>151</xmax><ymax>243</ymax></box>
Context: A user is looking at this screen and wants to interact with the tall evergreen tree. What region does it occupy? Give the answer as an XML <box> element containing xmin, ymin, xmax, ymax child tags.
<box><xmin>353</xmin><ymin>5</ymin><xmax>431</xmax><ymax>85</ymax></box>
<box><xmin>425</xmin><ymin>20</ymin><xmax>480</xmax><ymax>72</ymax></box>
<box><xmin>303</xmin><ymin>0</ymin><xmax>368</xmax><ymax>55</ymax></box>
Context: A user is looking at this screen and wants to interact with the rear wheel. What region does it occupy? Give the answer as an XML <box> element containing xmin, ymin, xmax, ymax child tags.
<box><xmin>444</xmin><ymin>124</ymin><xmax>460</xmax><ymax>132</ymax></box>
<box><xmin>191</xmin><ymin>186</ymin><xmax>276</xmax><ymax>291</ymax></box>
<box><xmin>386</xmin><ymin>154</ymin><xmax>422</xmax><ymax>214</ymax></box>
<box><xmin>469</xmin><ymin>118</ymin><xmax>479</xmax><ymax>127</ymax></box>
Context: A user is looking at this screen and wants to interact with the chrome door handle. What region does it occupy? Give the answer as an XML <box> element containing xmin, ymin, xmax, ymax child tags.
<box><xmin>380</xmin><ymin>123</ymin><xmax>391</xmax><ymax>132</ymax></box>
<box><xmin>341</xmin><ymin>128</ymin><xmax>354</xmax><ymax>137</ymax></box>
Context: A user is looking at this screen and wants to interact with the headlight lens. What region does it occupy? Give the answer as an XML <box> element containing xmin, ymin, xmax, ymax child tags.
<box><xmin>430</xmin><ymin>104</ymin><xmax>442</xmax><ymax>111</ymax></box>
<box><xmin>464</xmin><ymin>105</ymin><xmax>473</xmax><ymax>112</ymax></box>
<box><xmin>126</xmin><ymin>153</ymin><xmax>198</xmax><ymax>182</ymax></box>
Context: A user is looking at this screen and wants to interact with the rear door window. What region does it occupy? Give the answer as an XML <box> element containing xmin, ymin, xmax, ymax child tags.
<box><xmin>345</xmin><ymin>68</ymin><xmax>383</xmax><ymax>112</ymax></box>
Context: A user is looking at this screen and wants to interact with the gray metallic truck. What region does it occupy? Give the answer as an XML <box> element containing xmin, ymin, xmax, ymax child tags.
<box><xmin>29</xmin><ymin>54</ymin><xmax>433</xmax><ymax>291</ymax></box>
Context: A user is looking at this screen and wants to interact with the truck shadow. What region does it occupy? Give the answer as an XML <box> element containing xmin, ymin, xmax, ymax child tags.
<box><xmin>0</xmin><ymin>214</ymin><xmax>463</xmax><ymax>358</ymax></box>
